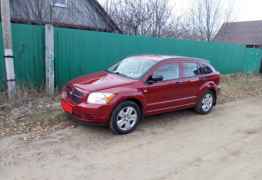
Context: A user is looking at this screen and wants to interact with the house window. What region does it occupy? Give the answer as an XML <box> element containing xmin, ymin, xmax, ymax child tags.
<box><xmin>53</xmin><ymin>0</ymin><xmax>68</xmax><ymax>8</ymax></box>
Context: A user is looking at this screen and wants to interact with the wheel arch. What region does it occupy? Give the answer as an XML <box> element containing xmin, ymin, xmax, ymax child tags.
<box><xmin>208</xmin><ymin>88</ymin><xmax>217</xmax><ymax>105</ymax></box>
<box><xmin>112</xmin><ymin>95</ymin><xmax>145</xmax><ymax>115</ymax></box>
<box><xmin>198</xmin><ymin>81</ymin><xmax>218</xmax><ymax>105</ymax></box>
<box><xmin>109</xmin><ymin>97</ymin><xmax>144</xmax><ymax>134</ymax></box>
<box><xmin>120</xmin><ymin>97</ymin><xmax>144</xmax><ymax>115</ymax></box>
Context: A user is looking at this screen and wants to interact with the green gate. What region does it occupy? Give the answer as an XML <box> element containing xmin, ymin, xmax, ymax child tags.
<box><xmin>12</xmin><ymin>24</ymin><xmax>45</xmax><ymax>88</ymax></box>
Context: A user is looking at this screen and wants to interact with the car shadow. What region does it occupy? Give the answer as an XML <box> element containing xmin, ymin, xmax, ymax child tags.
<box><xmin>70</xmin><ymin>109</ymin><xmax>202</xmax><ymax>137</ymax></box>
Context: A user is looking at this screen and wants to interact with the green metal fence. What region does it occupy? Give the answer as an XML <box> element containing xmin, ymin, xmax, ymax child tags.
<box><xmin>1</xmin><ymin>23</ymin><xmax>262</xmax><ymax>90</ymax></box>
<box><xmin>0</xmin><ymin>23</ymin><xmax>45</xmax><ymax>90</ymax></box>
<box><xmin>12</xmin><ymin>24</ymin><xmax>45</xmax><ymax>88</ymax></box>
<box><xmin>54</xmin><ymin>27</ymin><xmax>262</xmax><ymax>87</ymax></box>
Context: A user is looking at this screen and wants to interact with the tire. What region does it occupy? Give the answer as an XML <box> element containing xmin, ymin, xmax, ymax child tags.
<box><xmin>110</xmin><ymin>101</ymin><xmax>142</xmax><ymax>135</ymax></box>
<box><xmin>195</xmin><ymin>91</ymin><xmax>215</xmax><ymax>114</ymax></box>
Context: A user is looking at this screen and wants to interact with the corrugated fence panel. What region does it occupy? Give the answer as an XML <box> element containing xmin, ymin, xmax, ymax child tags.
<box><xmin>12</xmin><ymin>23</ymin><xmax>45</xmax><ymax>87</ymax></box>
<box><xmin>1</xmin><ymin>24</ymin><xmax>262</xmax><ymax>89</ymax></box>
<box><xmin>55</xmin><ymin>27</ymin><xmax>262</xmax><ymax>87</ymax></box>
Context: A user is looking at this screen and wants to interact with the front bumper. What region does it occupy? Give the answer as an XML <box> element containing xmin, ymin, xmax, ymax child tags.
<box><xmin>61</xmin><ymin>99</ymin><xmax>112</xmax><ymax>124</ymax></box>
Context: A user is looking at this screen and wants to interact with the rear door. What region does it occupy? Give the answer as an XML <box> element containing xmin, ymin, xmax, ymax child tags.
<box><xmin>198</xmin><ymin>63</ymin><xmax>220</xmax><ymax>85</ymax></box>
<box><xmin>179</xmin><ymin>62</ymin><xmax>202</xmax><ymax>104</ymax></box>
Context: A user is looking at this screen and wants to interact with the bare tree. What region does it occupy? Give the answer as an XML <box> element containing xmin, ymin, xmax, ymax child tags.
<box><xmin>187</xmin><ymin>0</ymin><xmax>234</xmax><ymax>41</ymax></box>
<box><xmin>104</xmin><ymin>0</ymin><xmax>154</xmax><ymax>35</ymax></box>
<box><xmin>102</xmin><ymin>0</ymin><xmax>234</xmax><ymax>40</ymax></box>
<box><xmin>103</xmin><ymin>0</ymin><xmax>178</xmax><ymax>37</ymax></box>
<box><xmin>149</xmin><ymin>0</ymin><xmax>173</xmax><ymax>37</ymax></box>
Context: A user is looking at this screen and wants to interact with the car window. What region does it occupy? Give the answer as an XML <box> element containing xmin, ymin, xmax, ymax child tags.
<box><xmin>199</xmin><ymin>64</ymin><xmax>213</xmax><ymax>74</ymax></box>
<box><xmin>183</xmin><ymin>63</ymin><xmax>198</xmax><ymax>78</ymax></box>
<box><xmin>153</xmin><ymin>63</ymin><xmax>179</xmax><ymax>81</ymax></box>
<box><xmin>107</xmin><ymin>58</ymin><xmax>157</xmax><ymax>79</ymax></box>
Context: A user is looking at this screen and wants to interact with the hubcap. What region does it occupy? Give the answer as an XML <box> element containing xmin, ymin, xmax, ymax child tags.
<box><xmin>202</xmin><ymin>93</ymin><xmax>214</xmax><ymax>112</ymax></box>
<box><xmin>116</xmin><ymin>106</ymin><xmax>138</xmax><ymax>131</ymax></box>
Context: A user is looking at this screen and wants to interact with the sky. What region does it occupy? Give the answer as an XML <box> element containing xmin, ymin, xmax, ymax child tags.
<box><xmin>233</xmin><ymin>0</ymin><xmax>262</xmax><ymax>21</ymax></box>
<box><xmin>169</xmin><ymin>0</ymin><xmax>262</xmax><ymax>22</ymax></box>
<box><xmin>98</xmin><ymin>0</ymin><xmax>262</xmax><ymax>22</ymax></box>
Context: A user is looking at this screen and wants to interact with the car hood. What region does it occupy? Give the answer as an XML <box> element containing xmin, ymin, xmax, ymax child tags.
<box><xmin>69</xmin><ymin>71</ymin><xmax>137</xmax><ymax>92</ymax></box>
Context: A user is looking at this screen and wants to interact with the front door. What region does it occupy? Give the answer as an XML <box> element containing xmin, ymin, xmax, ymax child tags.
<box><xmin>144</xmin><ymin>62</ymin><xmax>183</xmax><ymax>114</ymax></box>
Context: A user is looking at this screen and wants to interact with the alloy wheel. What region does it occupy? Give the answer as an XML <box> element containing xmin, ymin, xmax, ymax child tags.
<box><xmin>116</xmin><ymin>106</ymin><xmax>138</xmax><ymax>131</ymax></box>
<box><xmin>202</xmin><ymin>93</ymin><xmax>214</xmax><ymax>112</ymax></box>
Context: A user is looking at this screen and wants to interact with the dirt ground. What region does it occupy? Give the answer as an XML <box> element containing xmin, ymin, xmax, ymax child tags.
<box><xmin>0</xmin><ymin>74</ymin><xmax>262</xmax><ymax>180</ymax></box>
<box><xmin>1</xmin><ymin>97</ymin><xmax>262</xmax><ymax>180</ymax></box>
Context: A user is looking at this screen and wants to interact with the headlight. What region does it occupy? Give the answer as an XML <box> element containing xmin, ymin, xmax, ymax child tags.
<box><xmin>87</xmin><ymin>92</ymin><xmax>114</xmax><ymax>105</ymax></box>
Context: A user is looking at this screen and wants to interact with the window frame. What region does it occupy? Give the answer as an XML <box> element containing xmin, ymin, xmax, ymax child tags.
<box><xmin>198</xmin><ymin>63</ymin><xmax>214</xmax><ymax>75</ymax></box>
<box><xmin>53</xmin><ymin>0</ymin><xmax>68</xmax><ymax>8</ymax></box>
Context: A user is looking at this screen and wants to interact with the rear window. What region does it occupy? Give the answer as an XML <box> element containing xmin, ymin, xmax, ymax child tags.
<box><xmin>198</xmin><ymin>64</ymin><xmax>214</xmax><ymax>74</ymax></box>
<box><xmin>183</xmin><ymin>63</ymin><xmax>198</xmax><ymax>78</ymax></box>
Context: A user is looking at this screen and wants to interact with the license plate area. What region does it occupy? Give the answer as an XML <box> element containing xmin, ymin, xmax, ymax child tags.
<box><xmin>62</xmin><ymin>101</ymin><xmax>73</xmax><ymax>114</ymax></box>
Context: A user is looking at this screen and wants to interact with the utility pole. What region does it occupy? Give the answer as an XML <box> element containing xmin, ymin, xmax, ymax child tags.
<box><xmin>1</xmin><ymin>0</ymin><xmax>16</xmax><ymax>98</ymax></box>
<box><xmin>45</xmin><ymin>24</ymin><xmax>55</xmax><ymax>95</ymax></box>
<box><xmin>45</xmin><ymin>2</ymin><xmax>55</xmax><ymax>96</ymax></box>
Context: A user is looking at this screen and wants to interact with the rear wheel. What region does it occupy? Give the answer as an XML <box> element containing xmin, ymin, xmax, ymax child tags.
<box><xmin>195</xmin><ymin>91</ymin><xmax>215</xmax><ymax>114</ymax></box>
<box><xmin>110</xmin><ymin>101</ymin><xmax>142</xmax><ymax>135</ymax></box>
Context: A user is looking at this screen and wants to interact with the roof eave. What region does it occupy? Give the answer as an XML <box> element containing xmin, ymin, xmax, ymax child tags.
<box><xmin>88</xmin><ymin>0</ymin><xmax>122</xmax><ymax>33</ymax></box>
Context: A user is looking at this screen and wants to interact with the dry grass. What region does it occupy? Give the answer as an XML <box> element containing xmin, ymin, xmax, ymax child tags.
<box><xmin>218</xmin><ymin>73</ymin><xmax>262</xmax><ymax>104</ymax></box>
<box><xmin>0</xmin><ymin>87</ymin><xmax>75</xmax><ymax>139</ymax></box>
<box><xmin>0</xmin><ymin>73</ymin><xmax>262</xmax><ymax>139</ymax></box>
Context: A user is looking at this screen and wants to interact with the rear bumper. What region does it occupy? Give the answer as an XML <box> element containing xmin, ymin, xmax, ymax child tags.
<box><xmin>213</xmin><ymin>86</ymin><xmax>221</xmax><ymax>106</ymax></box>
<box><xmin>61</xmin><ymin>99</ymin><xmax>112</xmax><ymax>124</ymax></box>
<box><xmin>217</xmin><ymin>85</ymin><xmax>221</xmax><ymax>95</ymax></box>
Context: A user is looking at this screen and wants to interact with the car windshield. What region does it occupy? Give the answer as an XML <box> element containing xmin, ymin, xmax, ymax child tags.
<box><xmin>107</xmin><ymin>57</ymin><xmax>157</xmax><ymax>79</ymax></box>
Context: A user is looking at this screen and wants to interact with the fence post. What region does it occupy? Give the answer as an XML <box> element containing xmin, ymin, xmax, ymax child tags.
<box><xmin>45</xmin><ymin>24</ymin><xmax>55</xmax><ymax>95</ymax></box>
<box><xmin>1</xmin><ymin>0</ymin><xmax>16</xmax><ymax>98</ymax></box>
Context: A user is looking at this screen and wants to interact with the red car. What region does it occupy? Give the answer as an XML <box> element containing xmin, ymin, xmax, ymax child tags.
<box><xmin>61</xmin><ymin>55</ymin><xmax>220</xmax><ymax>134</ymax></box>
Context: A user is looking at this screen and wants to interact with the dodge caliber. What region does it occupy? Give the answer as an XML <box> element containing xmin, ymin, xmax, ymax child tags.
<box><xmin>61</xmin><ymin>55</ymin><xmax>220</xmax><ymax>134</ymax></box>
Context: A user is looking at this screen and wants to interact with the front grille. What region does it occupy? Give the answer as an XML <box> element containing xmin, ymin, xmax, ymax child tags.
<box><xmin>67</xmin><ymin>87</ymin><xmax>85</xmax><ymax>104</ymax></box>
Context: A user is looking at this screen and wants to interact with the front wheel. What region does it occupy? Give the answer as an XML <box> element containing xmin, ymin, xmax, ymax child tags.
<box><xmin>195</xmin><ymin>91</ymin><xmax>215</xmax><ymax>114</ymax></box>
<box><xmin>110</xmin><ymin>101</ymin><xmax>142</xmax><ymax>135</ymax></box>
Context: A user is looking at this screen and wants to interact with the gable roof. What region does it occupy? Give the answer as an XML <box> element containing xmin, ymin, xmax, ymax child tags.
<box><xmin>9</xmin><ymin>0</ymin><xmax>121</xmax><ymax>33</ymax></box>
<box><xmin>215</xmin><ymin>20</ymin><xmax>262</xmax><ymax>45</ymax></box>
<box><xmin>89</xmin><ymin>0</ymin><xmax>122</xmax><ymax>33</ymax></box>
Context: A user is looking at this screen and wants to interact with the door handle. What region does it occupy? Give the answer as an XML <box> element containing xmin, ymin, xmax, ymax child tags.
<box><xmin>175</xmin><ymin>81</ymin><xmax>185</xmax><ymax>85</ymax></box>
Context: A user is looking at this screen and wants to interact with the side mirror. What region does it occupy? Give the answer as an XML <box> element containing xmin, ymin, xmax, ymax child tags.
<box><xmin>146</xmin><ymin>75</ymin><xmax>164</xmax><ymax>84</ymax></box>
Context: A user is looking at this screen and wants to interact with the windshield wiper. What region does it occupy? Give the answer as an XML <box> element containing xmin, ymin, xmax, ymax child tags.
<box><xmin>110</xmin><ymin>71</ymin><xmax>132</xmax><ymax>79</ymax></box>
